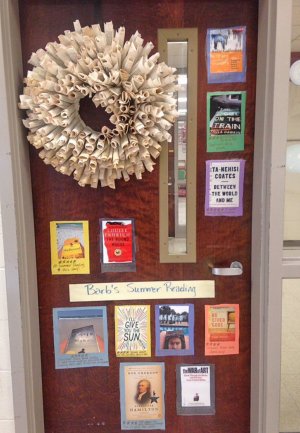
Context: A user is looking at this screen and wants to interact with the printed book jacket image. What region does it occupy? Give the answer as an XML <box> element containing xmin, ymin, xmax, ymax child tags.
<box><xmin>120</xmin><ymin>362</ymin><xmax>165</xmax><ymax>430</ymax></box>
<box><xmin>155</xmin><ymin>304</ymin><xmax>194</xmax><ymax>356</ymax></box>
<box><xmin>53</xmin><ymin>306</ymin><xmax>109</xmax><ymax>369</ymax></box>
<box><xmin>115</xmin><ymin>305</ymin><xmax>151</xmax><ymax>357</ymax></box>
<box><xmin>50</xmin><ymin>220</ymin><xmax>90</xmax><ymax>274</ymax></box>
<box><xmin>205</xmin><ymin>304</ymin><xmax>240</xmax><ymax>355</ymax></box>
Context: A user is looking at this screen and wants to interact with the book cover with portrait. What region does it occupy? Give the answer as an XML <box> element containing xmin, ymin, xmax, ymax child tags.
<box><xmin>115</xmin><ymin>305</ymin><xmax>151</xmax><ymax>357</ymax></box>
<box><xmin>155</xmin><ymin>304</ymin><xmax>194</xmax><ymax>356</ymax></box>
<box><xmin>120</xmin><ymin>362</ymin><xmax>165</xmax><ymax>430</ymax></box>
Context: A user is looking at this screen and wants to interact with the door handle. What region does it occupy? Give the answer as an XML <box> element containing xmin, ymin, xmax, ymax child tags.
<box><xmin>210</xmin><ymin>261</ymin><xmax>243</xmax><ymax>276</ymax></box>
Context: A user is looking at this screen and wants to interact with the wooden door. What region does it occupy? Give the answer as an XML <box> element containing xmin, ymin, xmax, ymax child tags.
<box><xmin>19</xmin><ymin>1</ymin><xmax>257</xmax><ymax>432</ymax></box>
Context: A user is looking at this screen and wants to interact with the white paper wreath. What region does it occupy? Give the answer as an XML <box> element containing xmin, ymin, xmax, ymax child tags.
<box><xmin>19</xmin><ymin>20</ymin><xmax>178</xmax><ymax>188</ymax></box>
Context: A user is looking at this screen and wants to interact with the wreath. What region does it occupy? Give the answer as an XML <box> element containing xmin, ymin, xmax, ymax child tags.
<box><xmin>19</xmin><ymin>20</ymin><xmax>178</xmax><ymax>188</ymax></box>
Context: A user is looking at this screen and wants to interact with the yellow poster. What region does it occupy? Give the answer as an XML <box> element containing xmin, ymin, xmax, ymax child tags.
<box><xmin>50</xmin><ymin>221</ymin><xmax>90</xmax><ymax>275</ymax></box>
<box><xmin>115</xmin><ymin>305</ymin><xmax>151</xmax><ymax>357</ymax></box>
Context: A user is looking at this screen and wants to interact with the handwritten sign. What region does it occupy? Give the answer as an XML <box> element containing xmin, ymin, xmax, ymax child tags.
<box><xmin>69</xmin><ymin>280</ymin><xmax>215</xmax><ymax>302</ymax></box>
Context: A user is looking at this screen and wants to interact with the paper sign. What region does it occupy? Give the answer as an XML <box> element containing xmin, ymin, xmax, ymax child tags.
<box><xmin>176</xmin><ymin>364</ymin><xmax>215</xmax><ymax>415</ymax></box>
<box><xmin>155</xmin><ymin>304</ymin><xmax>194</xmax><ymax>356</ymax></box>
<box><xmin>205</xmin><ymin>304</ymin><xmax>240</xmax><ymax>355</ymax></box>
<box><xmin>115</xmin><ymin>305</ymin><xmax>151</xmax><ymax>357</ymax></box>
<box><xmin>207</xmin><ymin>91</ymin><xmax>246</xmax><ymax>152</ymax></box>
<box><xmin>205</xmin><ymin>159</ymin><xmax>245</xmax><ymax>216</ymax></box>
<box><xmin>50</xmin><ymin>221</ymin><xmax>90</xmax><ymax>274</ymax></box>
<box><xmin>69</xmin><ymin>280</ymin><xmax>215</xmax><ymax>302</ymax></box>
<box><xmin>53</xmin><ymin>307</ymin><xmax>109</xmax><ymax>369</ymax></box>
<box><xmin>207</xmin><ymin>26</ymin><xmax>247</xmax><ymax>83</ymax></box>
<box><xmin>120</xmin><ymin>362</ymin><xmax>165</xmax><ymax>430</ymax></box>
<box><xmin>100</xmin><ymin>218</ymin><xmax>136</xmax><ymax>272</ymax></box>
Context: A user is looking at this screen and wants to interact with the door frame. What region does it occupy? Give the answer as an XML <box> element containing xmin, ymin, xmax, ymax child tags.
<box><xmin>0</xmin><ymin>1</ymin><xmax>291</xmax><ymax>432</ymax></box>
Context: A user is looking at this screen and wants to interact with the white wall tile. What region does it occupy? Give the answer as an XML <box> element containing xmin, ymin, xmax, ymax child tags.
<box><xmin>0</xmin><ymin>420</ymin><xmax>15</xmax><ymax>433</ymax></box>
<box><xmin>0</xmin><ymin>372</ymin><xmax>14</xmax><ymax>420</ymax></box>
<box><xmin>0</xmin><ymin>319</ymin><xmax>11</xmax><ymax>371</ymax></box>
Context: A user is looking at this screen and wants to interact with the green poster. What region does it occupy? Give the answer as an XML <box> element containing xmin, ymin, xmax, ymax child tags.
<box><xmin>207</xmin><ymin>91</ymin><xmax>246</xmax><ymax>152</ymax></box>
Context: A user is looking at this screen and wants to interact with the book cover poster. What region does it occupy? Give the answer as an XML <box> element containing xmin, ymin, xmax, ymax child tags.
<box><xmin>155</xmin><ymin>304</ymin><xmax>194</xmax><ymax>356</ymax></box>
<box><xmin>207</xmin><ymin>91</ymin><xmax>246</xmax><ymax>152</ymax></box>
<box><xmin>50</xmin><ymin>221</ymin><xmax>90</xmax><ymax>274</ymax></box>
<box><xmin>206</xmin><ymin>26</ymin><xmax>247</xmax><ymax>83</ymax></box>
<box><xmin>115</xmin><ymin>305</ymin><xmax>151</xmax><ymax>357</ymax></box>
<box><xmin>205</xmin><ymin>159</ymin><xmax>245</xmax><ymax>217</ymax></box>
<box><xmin>205</xmin><ymin>304</ymin><xmax>240</xmax><ymax>356</ymax></box>
<box><xmin>100</xmin><ymin>218</ymin><xmax>136</xmax><ymax>272</ymax></box>
<box><xmin>176</xmin><ymin>364</ymin><xmax>215</xmax><ymax>415</ymax></box>
<box><xmin>53</xmin><ymin>307</ymin><xmax>109</xmax><ymax>369</ymax></box>
<box><xmin>120</xmin><ymin>362</ymin><xmax>165</xmax><ymax>430</ymax></box>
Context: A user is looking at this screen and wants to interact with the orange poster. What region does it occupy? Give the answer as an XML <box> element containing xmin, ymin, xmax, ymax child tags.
<box><xmin>205</xmin><ymin>304</ymin><xmax>239</xmax><ymax>355</ymax></box>
<box><xmin>207</xmin><ymin>26</ymin><xmax>246</xmax><ymax>83</ymax></box>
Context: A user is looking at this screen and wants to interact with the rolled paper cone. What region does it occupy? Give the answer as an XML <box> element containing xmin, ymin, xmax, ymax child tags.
<box><xmin>90</xmin><ymin>167</ymin><xmax>99</xmax><ymax>188</ymax></box>
<box><xmin>61</xmin><ymin>105</ymin><xmax>77</xmax><ymax>118</ymax></box>
<box><xmin>123</xmin><ymin>81</ymin><xmax>133</xmax><ymax>93</ymax></box>
<box><xmin>74</xmin><ymin>85</ymin><xmax>90</xmax><ymax>96</ymax></box>
<box><xmin>95</xmin><ymin>34</ymin><xmax>106</xmax><ymax>51</ymax></box>
<box><xmin>110</xmin><ymin>86</ymin><xmax>122</xmax><ymax>96</ymax></box>
<box><xmin>115</xmin><ymin>26</ymin><xmax>125</xmax><ymax>47</ymax></box>
<box><xmin>107</xmin><ymin>94</ymin><xmax>117</xmax><ymax>105</ymax></box>
<box><xmin>105</xmin><ymin>105</ymin><xmax>113</xmax><ymax>113</ymax></box>
<box><xmin>149</xmin><ymin>139</ymin><xmax>162</xmax><ymax>151</ymax></box>
<box><xmin>36</xmin><ymin>123</ymin><xmax>58</xmax><ymax>136</ymax></box>
<box><xmin>148</xmin><ymin>146</ymin><xmax>160</xmax><ymax>159</ymax></box>
<box><xmin>72</xmin><ymin>142</ymin><xmax>85</xmax><ymax>157</ymax></box>
<box><xmin>141</xmin><ymin>41</ymin><xmax>154</xmax><ymax>58</ymax></box>
<box><xmin>128</xmin><ymin>105</ymin><xmax>136</xmax><ymax>115</ymax></box>
<box><xmin>143</xmin><ymin>157</ymin><xmax>155</xmax><ymax>172</ymax></box>
<box><xmin>73</xmin><ymin>165</ymin><xmax>85</xmax><ymax>181</ymax></box>
<box><xmin>101</xmin><ymin>125</ymin><xmax>112</xmax><ymax>136</ymax></box>
<box><xmin>120</xmin><ymin>135</ymin><xmax>129</xmax><ymax>148</ymax></box>
<box><xmin>159</xmin><ymin>118</ymin><xmax>173</xmax><ymax>130</ymax></box>
<box><xmin>112</xmin><ymin>147</ymin><xmax>119</xmax><ymax>166</ymax></box>
<box><xmin>85</xmin><ymin>141</ymin><xmax>96</xmax><ymax>153</ymax></box>
<box><xmin>111</xmin><ymin>136</ymin><xmax>120</xmax><ymax>148</ymax></box>
<box><xmin>130</xmin><ymin>74</ymin><xmax>144</xmax><ymax>92</ymax></box>
<box><xmin>119</xmin><ymin>104</ymin><xmax>129</xmax><ymax>114</ymax></box>
<box><xmin>104</xmin><ymin>21</ymin><xmax>114</xmax><ymax>45</ymax></box>
<box><xmin>62</xmin><ymin>116</ymin><xmax>82</xmax><ymax>136</ymax></box>
<box><xmin>122</xmin><ymin>169</ymin><xmax>130</xmax><ymax>181</ymax></box>
<box><xmin>110</xmin><ymin>69</ymin><xmax>121</xmax><ymax>85</ymax></box>
<box><xmin>112</xmin><ymin>128</ymin><xmax>121</xmax><ymax>136</ymax></box>
<box><xmin>48</xmin><ymin>107</ymin><xmax>63</xmax><ymax>118</ymax></box>
<box><xmin>109</xmin><ymin>114</ymin><xmax>118</xmax><ymax>124</ymax></box>
<box><xmin>119</xmin><ymin>68</ymin><xmax>129</xmax><ymax>82</ymax></box>
<box><xmin>138</xmin><ymin>144</ymin><xmax>150</xmax><ymax>159</ymax></box>
<box><xmin>78</xmin><ymin>126</ymin><xmax>92</xmax><ymax>139</ymax></box>
<box><xmin>67</xmin><ymin>137</ymin><xmax>78</xmax><ymax>148</ymax></box>
<box><xmin>98</xmin><ymin>133</ymin><xmax>106</xmax><ymax>141</ymax></box>
<box><xmin>96</xmin><ymin>139</ymin><xmax>106</xmax><ymax>149</ymax></box>
<box><xmin>99</xmin><ymin>167</ymin><xmax>106</xmax><ymax>180</ymax></box>
<box><xmin>50</xmin><ymin>157</ymin><xmax>59</xmax><ymax>168</ymax></box>
<box><xmin>78</xmin><ymin>167</ymin><xmax>92</xmax><ymax>187</ymax></box>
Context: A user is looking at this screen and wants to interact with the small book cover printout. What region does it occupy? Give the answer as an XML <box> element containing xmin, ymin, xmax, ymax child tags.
<box><xmin>53</xmin><ymin>307</ymin><xmax>109</xmax><ymax>369</ymax></box>
<box><xmin>205</xmin><ymin>304</ymin><xmax>240</xmax><ymax>355</ymax></box>
<box><xmin>100</xmin><ymin>218</ymin><xmax>136</xmax><ymax>272</ymax></box>
<box><xmin>205</xmin><ymin>159</ymin><xmax>245</xmax><ymax>217</ymax></box>
<box><xmin>155</xmin><ymin>304</ymin><xmax>194</xmax><ymax>356</ymax></box>
<box><xmin>115</xmin><ymin>305</ymin><xmax>151</xmax><ymax>357</ymax></box>
<box><xmin>176</xmin><ymin>364</ymin><xmax>215</xmax><ymax>415</ymax></box>
<box><xmin>50</xmin><ymin>221</ymin><xmax>90</xmax><ymax>274</ymax></box>
<box><xmin>207</xmin><ymin>91</ymin><xmax>246</xmax><ymax>152</ymax></box>
<box><xmin>206</xmin><ymin>26</ymin><xmax>247</xmax><ymax>83</ymax></box>
<box><xmin>120</xmin><ymin>362</ymin><xmax>165</xmax><ymax>430</ymax></box>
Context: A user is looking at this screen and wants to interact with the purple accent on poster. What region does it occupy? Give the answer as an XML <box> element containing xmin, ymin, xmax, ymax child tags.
<box><xmin>205</xmin><ymin>160</ymin><xmax>245</xmax><ymax>217</ymax></box>
<box><xmin>155</xmin><ymin>304</ymin><xmax>194</xmax><ymax>356</ymax></box>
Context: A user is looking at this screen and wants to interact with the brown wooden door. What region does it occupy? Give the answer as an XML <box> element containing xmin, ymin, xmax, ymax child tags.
<box><xmin>19</xmin><ymin>1</ymin><xmax>257</xmax><ymax>432</ymax></box>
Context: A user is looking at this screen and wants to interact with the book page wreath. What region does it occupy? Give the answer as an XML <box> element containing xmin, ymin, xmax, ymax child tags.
<box><xmin>19</xmin><ymin>21</ymin><xmax>178</xmax><ymax>188</ymax></box>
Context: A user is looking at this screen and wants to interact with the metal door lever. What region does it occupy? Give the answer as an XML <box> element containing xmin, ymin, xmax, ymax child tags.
<box><xmin>210</xmin><ymin>261</ymin><xmax>243</xmax><ymax>276</ymax></box>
